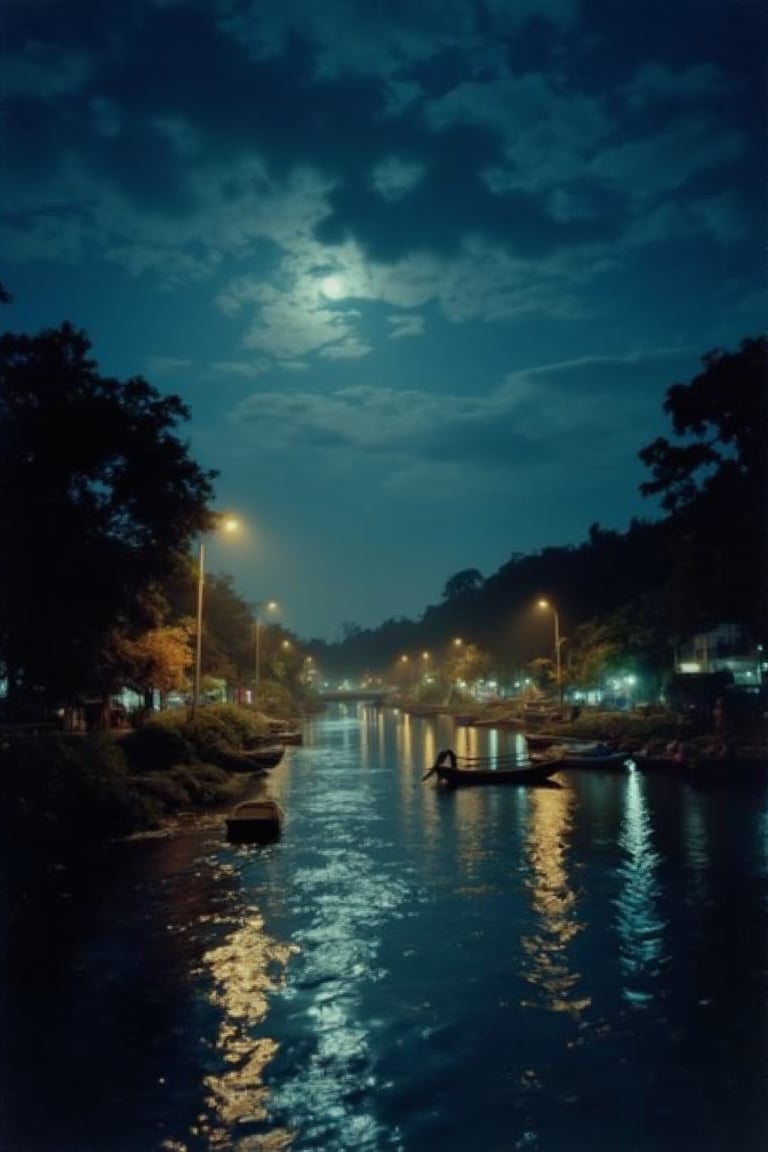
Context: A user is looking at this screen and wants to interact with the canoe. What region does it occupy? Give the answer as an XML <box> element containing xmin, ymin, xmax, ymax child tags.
<box><xmin>225</xmin><ymin>799</ymin><xmax>284</xmax><ymax>843</ymax></box>
<box><xmin>424</xmin><ymin>748</ymin><xmax>562</xmax><ymax>787</ymax></box>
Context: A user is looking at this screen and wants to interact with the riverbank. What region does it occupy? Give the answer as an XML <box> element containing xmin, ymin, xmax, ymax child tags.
<box><xmin>392</xmin><ymin>696</ymin><xmax>767</xmax><ymax>758</ymax></box>
<box><xmin>0</xmin><ymin>704</ymin><xmax>300</xmax><ymax>921</ymax></box>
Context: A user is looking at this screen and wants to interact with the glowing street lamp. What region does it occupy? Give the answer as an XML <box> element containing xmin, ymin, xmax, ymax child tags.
<box><xmin>253</xmin><ymin>600</ymin><xmax>278</xmax><ymax>705</ymax></box>
<box><xmin>192</xmin><ymin>515</ymin><xmax>239</xmax><ymax>718</ymax></box>
<box><xmin>537</xmin><ymin>598</ymin><xmax>563</xmax><ymax>707</ymax></box>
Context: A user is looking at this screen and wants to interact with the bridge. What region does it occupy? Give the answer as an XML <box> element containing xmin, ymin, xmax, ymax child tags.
<box><xmin>317</xmin><ymin>688</ymin><xmax>393</xmax><ymax>703</ymax></box>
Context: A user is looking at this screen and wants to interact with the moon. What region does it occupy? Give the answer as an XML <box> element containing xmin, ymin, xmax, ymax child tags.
<box><xmin>320</xmin><ymin>274</ymin><xmax>345</xmax><ymax>300</ymax></box>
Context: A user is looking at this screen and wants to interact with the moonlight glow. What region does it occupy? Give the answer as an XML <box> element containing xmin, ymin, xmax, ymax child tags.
<box><xmin>320</xmin><ymin>274</ymin><xmax>345</xmax><ymax>300</ymax></box>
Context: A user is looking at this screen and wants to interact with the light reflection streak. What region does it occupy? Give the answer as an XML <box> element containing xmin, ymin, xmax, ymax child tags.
<box><xmin>267</xmin><ymin>824</ymin><xmax>412</xmax><ymax>1150</ymax></box>
<box><xmin>759</xmin><ymin>802</ymin><xmax>768</xmax><ymax>907</ymax></box>
<box><xmin>681</xmin><ymin>789</ymin><xmax>710</xmax><ymax>908</ymax></box>
<box><xmin>520</xmin><ymin>784</ymin><xmax>589</xmax><ymax>1016</ymax></box>
<box><xmin>615</xmin><ymin>768</ymin><xmax>667</xmax><ymax>1007</ymax></box>
<box><xmin>188</xmin><ymin>905</ymin><xmax>299</xmax><ymax>1150</ymax></box>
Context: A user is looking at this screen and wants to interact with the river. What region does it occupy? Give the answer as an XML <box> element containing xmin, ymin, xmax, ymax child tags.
<box><xmin>1</xmin><ymin>703</ymin><xmax>767</xmax><ymax>1152</ymax></box>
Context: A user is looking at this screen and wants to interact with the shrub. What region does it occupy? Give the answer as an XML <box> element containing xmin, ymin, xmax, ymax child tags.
<box><xmin>150</xmin><ymin>703</ymin><xmax>270</xmax><ymax>763</ymax></box>
<box><xmin>119</xmin><ymin>724</ymin><xmax>193</xmax><ymax>773</ymax></box>
<box><xmin>0</xmin><ymin>733</ymin><xmax>154</xmax><ymax>870</ymax></box>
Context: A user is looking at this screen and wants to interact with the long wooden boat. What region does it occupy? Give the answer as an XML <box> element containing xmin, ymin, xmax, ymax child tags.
<box><xmin>553</xmin><ymin>746</ymin><xmax>630</xmax><ymax>770</ymax></box>
<box><xmin>424</xmin><ymin>748</ymin><xmax>562</xmax><ymax>787</ymax></box>
<box><xmin>226</xmin><ymin>799</ymin><xmax>284</xmax><ymax>843</ymax></box>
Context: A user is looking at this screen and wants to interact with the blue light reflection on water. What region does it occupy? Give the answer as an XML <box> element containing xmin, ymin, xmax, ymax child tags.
<box><xmin>1</xmin><ymin>703</ymin><xmax>767</xmax><ymax>1152</ymax></box>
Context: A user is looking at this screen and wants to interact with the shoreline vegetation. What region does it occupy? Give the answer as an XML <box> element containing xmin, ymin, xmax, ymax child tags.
<box><xmin>0</xmin><ymin>703</ymin><xmax>303</xmax><ymax>917</ymax></box>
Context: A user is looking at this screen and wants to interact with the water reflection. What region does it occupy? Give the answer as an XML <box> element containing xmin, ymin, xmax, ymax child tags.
<box><xmin>5</xmin><ymin>704</ymin><xmax>765</xmax><ymax>1152</ymax></box>
<box><xmin>264</xmin><ymin>749</ymin><xmax>413</xmax><ymax>1151</ymax></box>
<box><xmin>682</xmin><ymin>788</ymin><xmax>711</xmax><ymax>908</ymax></box>
<box><xmin>187</xmin><ymin>904</ymin><xmax>298</xmax><ymax>1150</ymax></box>
<box><xmin>520</xmin><ymin>784</ymin><xmax>589</xmax><ymax>1015</ymax></box>
<box><xmin>614</xmin><ymin>768</ymin><xmax>667</xmax><ymax>1007</ymax></box>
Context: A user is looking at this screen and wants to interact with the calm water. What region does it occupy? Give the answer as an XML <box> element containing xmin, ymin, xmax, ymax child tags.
<box><xmin>2</xmin><ymin>703</ymin><xmax>768</xmax><ymax>1152</ymax></box>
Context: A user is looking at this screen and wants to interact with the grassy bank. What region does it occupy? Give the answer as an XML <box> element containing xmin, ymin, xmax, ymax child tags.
<box><xmin>0</xmin><ymin>705</ymin><xmax>292</xmax><ymax>913</ymax></box>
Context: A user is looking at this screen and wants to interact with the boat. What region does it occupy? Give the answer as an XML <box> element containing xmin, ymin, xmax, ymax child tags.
<box><xmin>266</xmin><ymin>725</ymin><xmax>303</xmax><ymax>745</ymax></box>
<box><xmin>525</xmin><ymin>732</ymin><xmax>607</xmax><ymax>749</ymax></box>
<box><xmin>241</xmin><ymin>745</ymin><xmax>285</xmax><ymax>768</ymax></box>
<box><xmin>216</xmin><ymin>745</ymin><xmax>285</xmax><ymax>771</ymax></box>
<box><xmin>550</xmin><ymin>744</ymin><xmax>630</xmax><ymax>770</ymax></box>
<box><xmin>423</xmin><ymin>748</ymin><xmax>563</xmax><ymax>787</ymax></box>
<box><xmin>225</xmin><ymin>798</ymin><xmax>284</xmax><ymax>843</ymax></box>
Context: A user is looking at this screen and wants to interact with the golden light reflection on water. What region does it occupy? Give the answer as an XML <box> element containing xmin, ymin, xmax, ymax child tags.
<box><xmin>184</xmin><ymin>906</ymin><xmax>299</xmax><ymax>1151</ymax></box>
<box><xmin>521</xmin><ymin>784</ymin><xmax>590</xmax><ymax>1016</ymax></box>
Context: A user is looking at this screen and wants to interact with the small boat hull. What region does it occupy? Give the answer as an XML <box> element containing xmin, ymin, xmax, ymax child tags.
<box><xmin>226</xmin><ymin>800</ymin><xmax>284</xmax><ymax>843</ymax></box>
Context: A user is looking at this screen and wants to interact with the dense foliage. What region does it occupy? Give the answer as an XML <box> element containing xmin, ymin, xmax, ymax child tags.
<box><xmin>0</xmin><ymin>323</ymin><xmax>216</xmax><ymax>718</ymax></box>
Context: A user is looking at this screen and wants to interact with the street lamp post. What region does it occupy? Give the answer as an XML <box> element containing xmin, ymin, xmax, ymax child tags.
<box><xmin>538</xmin><ymin>598</ymin><xmax>563</xmax><ymax>708</ymax></box>
<box><xmin>253</xmin><ymin>600</ymin><xmax>278</xmax><ymax>706</ymax></box>
<box><xmin>192</xmin><ymin>516</ymin><xmax>239</xmax><ymax>719</ymax></box>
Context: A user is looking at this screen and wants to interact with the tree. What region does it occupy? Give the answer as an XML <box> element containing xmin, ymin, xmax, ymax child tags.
<box><xmin>442</xmin><ymin>568</ymin><xmax>484</xmax><ymax>601</ymax></box>
<box><xmin>112</xmin><ymin>623</ymin><xmax>194</xmax><ymax>708</ymax></box>
<box><xmin>639</xmin><ymin>337</ymin><xmax>767</xmax><ymax>515</ymax></box>
<box><xmin>0</xmin><ymin>323</ymin><xmax>216</xmax><ymax>717</ymax></box>
<box><xmin>638</xmin><ymin>336</ymin><xmax>768</xmax><ymax>638</ymax></box>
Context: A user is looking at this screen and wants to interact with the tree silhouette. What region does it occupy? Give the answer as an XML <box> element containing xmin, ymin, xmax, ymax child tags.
<box><xmin>0</xmin><ymin>323</ymin><xmax>216</xmax><ymax>719</ymax></box>
<box><xmin>639</xmin><ymin>336</ymin><xmax>767</xmax><ymax>637</ymax></box>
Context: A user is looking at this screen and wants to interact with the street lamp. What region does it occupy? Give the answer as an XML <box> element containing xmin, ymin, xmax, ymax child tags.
<box><xmin>253</xmin><ymin>600</ymin><xmax>278</xmax><ymax>706</ymax></box>
<box><xmin>192</xmin><ymin>515</ymin><xmax>239</xmax><ymax>718</ymax></box>
<box><xmin>537</xmin><ymin>598</ymin><xmax>563</xmax><ymax>708</ymax></box>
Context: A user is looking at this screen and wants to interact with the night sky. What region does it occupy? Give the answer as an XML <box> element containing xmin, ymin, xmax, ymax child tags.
<box><xmin>2</xmin><ymin>0</ymin><xmax>765</xmax><ymax>640</ymax></box>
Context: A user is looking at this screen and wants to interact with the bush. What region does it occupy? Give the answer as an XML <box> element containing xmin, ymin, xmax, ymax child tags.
<box><xmin>0</xmin><ymin>733</ymin><xmax>155</xmax><ymax>870</ymax></box>
<box><xmin>149</xmin><ymin>703</ymin><xmax>270</xmax><ymax>763</ymax></box>
<box><xmin>251</xmin><ymin>681</ymin><xmax>298</xmax><ymax>719</ymax></box>
<box><xmin>119</xmin><ymin>724</ymin><xmax>193</xmax><ymax>773</ymax></box>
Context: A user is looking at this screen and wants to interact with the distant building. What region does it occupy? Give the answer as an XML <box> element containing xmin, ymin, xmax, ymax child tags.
<box><xmin>675</xmin><ymin>623</ymin><xmax>764</xmax><ymax>688</ymax></box>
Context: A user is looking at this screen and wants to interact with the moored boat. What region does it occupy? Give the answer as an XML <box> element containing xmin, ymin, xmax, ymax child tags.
<box><xmin>243</xmin><ymin>745</ymin><xmax>285</xmax><ymax>768</ymax></box>
<box><xmin>546</xmin><ymin>743</ymin><xmax>630</xmax><ymax>770</ymax></box>
<box><xmin>423</xmin><ymin>748</ymin><xmax>562</xmax><ymax>787</ymax></box>
<box><xmin>266</xmin><ymin>725</ymin><xmax>303</xmax><ymax>745</ymax></box>
<box><xmin>217</xmin><ymin>745</ymin><xmax>285</xmax><ymax>771</ymax></box>
<box><xmin>225</xmin><ymin>798</ymin><xmax>284</xmax><ymax>843</ymax></box>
